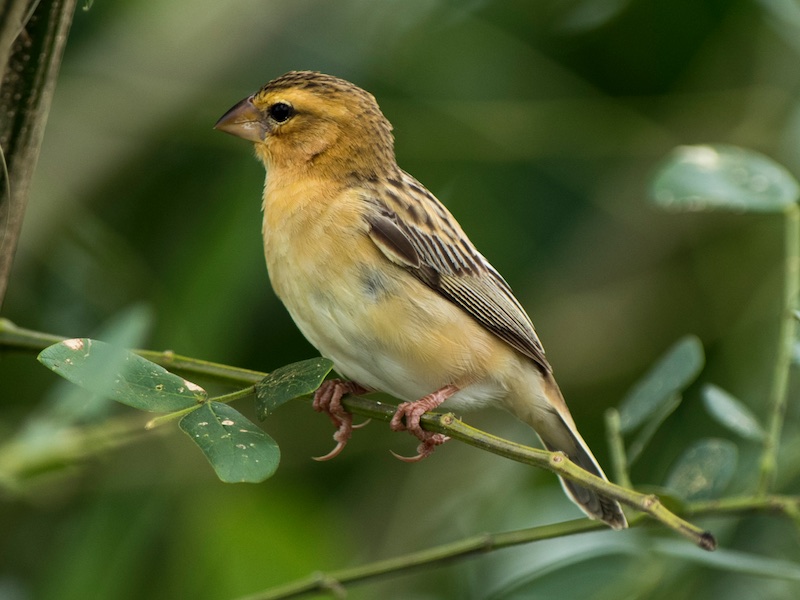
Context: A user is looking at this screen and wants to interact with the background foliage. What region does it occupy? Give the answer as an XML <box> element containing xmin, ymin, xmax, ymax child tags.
<box><xmin>2</xmin><ymin>0</ymin><xmax>800</xmax><ymax>598</ymax></box>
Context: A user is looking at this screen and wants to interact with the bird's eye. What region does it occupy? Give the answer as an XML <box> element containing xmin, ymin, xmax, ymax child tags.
<box><xmin>268</xmin><ymin>102</ymin><xmax>294</xmax><ymax>123</ymax></box>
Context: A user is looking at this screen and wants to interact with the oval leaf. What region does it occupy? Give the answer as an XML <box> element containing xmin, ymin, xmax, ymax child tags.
<box><xmin>651</xmin><ymin>145</ymin><xmax>800</xmax><ymax>213</ymax></box>
<box><xmin>44</xmin><ymin>305</ymin><xmax>154</xmax><ymax>423</ymax></box>
<box><xmin>655</xmin><ymin>540</ymin><xmax>800</xmax><ymax>582</ymax></box>
<box><xmin>665</xmin><ymin>438</ymin><xmax>738</xmax><ymax>500</ymax></box>
<box><xmin>180</xmin><ymin>402</ymin><xmax>280</xmax><ymax>483</ymax></box>
<box><xmin>255</xmin><ymin>357</ymin><xmax>334</xmax><ymax>419</ymax></box>
<box><xmin>702</xmin><ymin>384</ymin><xmax>765</xmax><ymax>442</ymax></box>
<box><xmin>38</xmin><ymin>338</ymin><xmax>205</xmax><ymax>412</ymax></box>
<box><xmin>618</xmin><ymin>336</ymin><xmax>704</xmax><ymax>433</ymax></box>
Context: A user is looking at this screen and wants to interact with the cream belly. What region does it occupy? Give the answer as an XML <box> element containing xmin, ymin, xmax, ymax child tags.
<box><xmin>261</xmin><ymin>180</ymin><xmax>515</xmax><ymax>411</ymax></box>
<box><xmin>273</xmin><ymin>248</ymin><xmax>510</xmax><ymax>409</ymax></box>
<box><xmin>265</xmin><ymin>244</ymin><xmax>507</xmax><ymax>407</ymax></box>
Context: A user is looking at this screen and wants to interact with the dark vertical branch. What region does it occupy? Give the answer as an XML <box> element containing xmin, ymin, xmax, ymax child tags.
<box><xmin>0</xmin><ymin>0</ymin><xmax>78</xmax><ymax>308</ymax></box>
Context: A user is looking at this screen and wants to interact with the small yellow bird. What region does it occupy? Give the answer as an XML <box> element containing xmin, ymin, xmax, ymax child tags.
<box><xmin>215</xmin><ymin>71</ymin><xmax>627</xmax><ymax>529</ymax></box>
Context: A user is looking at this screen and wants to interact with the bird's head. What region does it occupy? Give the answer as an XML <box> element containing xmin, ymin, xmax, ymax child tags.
<box><xmin>215</xmin><ymin>71</ymin><xmax>396</xmax><ymax>176</ymax></box>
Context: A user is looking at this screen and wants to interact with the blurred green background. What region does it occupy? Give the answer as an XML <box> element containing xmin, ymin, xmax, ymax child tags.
<box><xmin>2</xmin><ymin>0</ymin><xmax>800</xmax><ymax>598</ymax></box>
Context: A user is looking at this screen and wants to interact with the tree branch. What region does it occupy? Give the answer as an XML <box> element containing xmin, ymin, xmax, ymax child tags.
<box><xmin>0</xmin><ymin>318</ymin><xmax>265</xmax><ymax>385</ymax></box>
<box><xmin>758</xmin><ymin>203</ymin><xmax>799</xmax><ymax>494</ymax></box>
<box><xmin>7</xmin><ymin>319</ymin><xmax>800</xmax><ymax>599</ymax></box>
<box><xmin>236</xmin><ymin>520</ymin><xmax>602</xmax><ymax>600</ymax></box>
<box><xmin>340</xmin><ymin>395</ymin><xmax>715</xmax><ymax>550</ymax></box>
<box><xmin>1</xmin><ymin>319</ymin><xmax>715</xmax><ymax>548</ymax></box>
<box><xmin>233</xmin><ymin>494</ymin><xmax>799</xmax><ymax>600</ymax></box>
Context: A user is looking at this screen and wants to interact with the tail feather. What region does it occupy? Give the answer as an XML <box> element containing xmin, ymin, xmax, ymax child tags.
<box><xmin>533</xmin><ymin>382</ymin><xmax>627</xmax><ymax>529</ymax></box>
<box><xmin>506</xmin><ymin>370</ymin><xmax>627</xmax><ymax>529</ymax></box>
<box><xmin>542</xmin><ymin>433</ymin><xmax>627</xmax><ymax>530</ymax></box>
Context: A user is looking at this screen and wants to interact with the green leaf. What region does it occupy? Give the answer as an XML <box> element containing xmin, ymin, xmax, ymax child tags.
<box><xmin>665</xmin><ymin>438</ymin><xmax>738</xmax><ymax>500</ymax></box>
<box><xmin>255</xmin><ymin>357</ymin><xmax>334</xmax><ymax>419</ymax></box>
<box><xmin>38</xmin><ymin>339</ymin><xmax>205</xmax><ymax>412</ymax></box>
<box><xmin>179</xmin><ymin>402</ymin><xmax>280</xmax><ymax>483</ymax></box>
<box><xmin>702</xmin><ymin>384</ymin><xmax>765</xmax><ymax>442</ymax></box>
<box><xmin>45</xmin><ymin>304</ymin><xmax>154</xmax><ymax>423</ymax></box>
<box><xmin>651</xmin><ymin>144</ymin><xmax>800</xmax><ymax>213</ymax></box>
<box><xmin>618</xmin><ymin>336</ymin><xmax>704</xmax><ymax>433</ymax></box>
<box><xmin>655</xmin><ymin>539</ymin><xmax>800</xmax><ymax>582</ymax></box>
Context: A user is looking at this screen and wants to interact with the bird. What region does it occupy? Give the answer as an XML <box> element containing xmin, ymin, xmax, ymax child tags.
<box><xmin>214</xmin><ymin>70</ymin><xmax>627</xmax><ymax>530</ymax></box>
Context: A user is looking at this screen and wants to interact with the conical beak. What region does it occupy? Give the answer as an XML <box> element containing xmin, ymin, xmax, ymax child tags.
<box><xmin>214</xmin><ymin>96</ymin><xmax>267</xmax><ymax>143</ymax></box>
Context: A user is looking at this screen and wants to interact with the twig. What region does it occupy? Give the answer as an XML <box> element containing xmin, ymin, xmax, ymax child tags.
<box><xmin>0</xmin><ymin>318</ymin><xmax>265</xmax><ymax>386</ymax></box>
<box><xmin>604</xmin><ymin>408</ymin><xmax>632</xmax><ymax>488</ymax></box>
<box><xmin>1</xmin><ymin>318</ymin><xmax>715</xmax><ymax>549</ymax></box>
<box><xmin>685</xmin><ymin>494</ymin><xmax>800</xmax><ymax>518</ymax></box>
<box><xmin>341</xmin><ymin>396</ymin><xmax>714</xmax><ymax>550</ymax></box>
<box><xmin>235</xmin><ymin>519</ymin><xmax>603</xmax><ymax>600</ymax></box>
<box><xmin>0</xmin><ymin>415</ymin><xmax>150</xmax><ymax>489</ymax></box>
<box><xmin>758</xmin><ymin>204</ymin><xmax>800</xmax><ymax>494</ymax></box>
<box><xmin>234</xmin><ymin>494</ymin><xmax>798</xmax><ymax>600</ymax></box>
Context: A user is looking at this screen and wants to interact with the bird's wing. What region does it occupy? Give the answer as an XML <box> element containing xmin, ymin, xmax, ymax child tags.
<box><xmin>363</xmin><ymin>171</ymin><xmax>551</xmax><ymax>373</ymax></box>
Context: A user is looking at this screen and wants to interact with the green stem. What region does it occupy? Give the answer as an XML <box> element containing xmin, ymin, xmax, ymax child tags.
<box><xmin>236</xmin><ymin>519</ymin><xmax>603</xmax><ymax>600</ymax></box>
<box><xmin>758</xmin><ymin>204</ymin><xmax>800</xmax><ymax>495</ymax></box>
<box><xmin>235</xmin><ymin>494</ymin><xmax>798</xmax><ymax>600</ymax></box>
<box><xmin>0</xmin><ymin>415</ymin><xmax>149</xmax><ymax>490</ymax></box>
<box><xmin>144</xmin><ymin>387</ymin><xmax>256</xmax><ymax>430</ymax></box>
<box><xmin>342</xmin><ymin>396</ymin><xmax>715</xmax><ymax>551</ymax></box>
<box><xmin>144</xmin><ymin>404</ymin><xmax>203</xmax><ymax>430</ymax></box>
<box><xmin>136</xmin><ymin>350</ymin><xmax>264</xmax><ymax>386</ymax></box>
<box><xmin>0</xmin><ymin>318</ymin><xmax>64</xmax><ymax>350</ymax></box>
<box><xmin>210</xmin><ymin>385</ymin><xmax>257</xmax><ymax>405</ymax></box>
<box><xmin>685</xmin><ymin>494</ymin><xmax>800</xmax><ymax>517</ymax></box>
<box><xmin>604</xmin><ymin>408</ymin><xmax>632</xmax><ymax>488</ymax></box>
<box><xmin>1</xmin><ymin>319</ymin><xmax>714</xmax><ymax>549</ymax></box>
<box><xmin>0</xmin><ymin>319</ymin><xmax>265</xmax><ymax>385</ymax></box>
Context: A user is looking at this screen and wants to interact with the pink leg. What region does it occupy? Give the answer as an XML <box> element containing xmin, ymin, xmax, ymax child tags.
<box><xmin>389</xmin><ymin>384</ymin><xmax>459</xmax><ymax>462</ymax></box>
<box><xmin>312</xmin><ymin>379</ymin><xmax>369</xmax><ymax>461</ymax></box>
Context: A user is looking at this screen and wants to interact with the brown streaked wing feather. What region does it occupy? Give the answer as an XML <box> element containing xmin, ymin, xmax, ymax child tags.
<box><xmin>364</xmin><ymin>172</ymin><xmax>550</xmax><ymax>373</ymax></box>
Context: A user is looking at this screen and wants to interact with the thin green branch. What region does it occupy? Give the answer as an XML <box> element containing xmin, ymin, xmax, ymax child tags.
<box><xmin>340</xmin><ymin>396</ymin><xmax>714</xmax><ymax>550</ymax></box>
<box><xmin>0</xmin><ymin>318</ymin><xmax>64</xmax><ymax>350</ymax></box>
<box><xmin>136</xmin><ymin>350</ymin><xmax>264</xmax><ymax>386</ymax></box>
<box><xmin>604</xmin><ymin>408</ymin><xmax>632</xmax><ymax>488</ymax></box>
<box><xmin>758</xmin><ymin>204</ymin><xmax>800</xmax><ymax>494</ymax></box>
<box><xmin>142</xmin><ymin>386</ymin><xmax>258</xmax><ymax>429</ymax></box>
<box><xmin>1</xmin><ymin>319</ymin><xmax>714</xmax><ymax>548</ymax></box>
<box><xmin>144</xmin><ymin>404</ymin><xmax>202</xmax><ymax>430</ymax></box>
<box><xmin>0</xmin><ymin>415</ymin><xmax>150</xmax><ymax>490</ymax></box>
<box><xmin>0</xmin><ymin>319</ymin><xmax>265</xmax><ymax>386</ymax></box>
<box><xmin>234</xmin><ymin>494</ymin><xmax>799</xmax><ymax>600</ymax></box>
<box><xmin>237</xmin><ymin>519</ymin><xmax>603</xmax><ymax>600</ymax></box>
<box><xmin>685</xmin><ymin>494</ymin><xmax>800</xmax><ymax>518</ymax></box>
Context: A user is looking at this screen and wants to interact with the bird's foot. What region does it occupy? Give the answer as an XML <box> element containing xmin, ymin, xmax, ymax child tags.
<box><xmin>389</xmin><ymin>384</ymin><xmax>458</xmax><ymax>462</ymax></box>
<box><xmin>312</xmin><ymin>379</ymin><xmax>369</xmax><ymax>461</ymax></box>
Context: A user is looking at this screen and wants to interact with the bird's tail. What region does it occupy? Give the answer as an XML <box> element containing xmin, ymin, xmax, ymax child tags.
<box><xmin>530</xmin><ymin>380</ymin><xmax>628</xmax><ymax>530</ymax></box>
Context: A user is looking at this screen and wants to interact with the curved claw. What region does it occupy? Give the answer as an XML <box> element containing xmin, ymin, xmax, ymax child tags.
<box><xmin>352</xmin><ymin>418</ymin><xmax>372</xmax><ymax>430</ymax></box>
<box><xmin>390</xmin><ymin>449</ymin><xmax>429</xmax><ymax>463</ymax></box>
<box><xmin>390</xmin><ymin>433</ymin><xmax>451</xmax><ymax>463</ymax></box>
<box><xmin>313</xmin><ymin>440</ymin><xmax>347</xmax><ymax>462</ymax></box>
<box><xmin>311</xmin><ymin>379</ymin><xmax>368</xmax><ymax>460</ymax></box>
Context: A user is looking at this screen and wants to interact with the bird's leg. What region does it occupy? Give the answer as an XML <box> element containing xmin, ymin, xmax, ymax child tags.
<box><xmin>312</xmin><ymin>379</ymin><xmax>369</xmax><ymax>461</ymax></box>
<box><xmin>390</xmin><ymin>384</ymin><xmax>459</xmax><ymax>462</ymax></box>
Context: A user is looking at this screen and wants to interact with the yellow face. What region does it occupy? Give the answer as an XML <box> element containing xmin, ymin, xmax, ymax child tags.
<box><xmin>215</xmin><ymin>71</ymin><xmax>395</xmax><ymax>173</ymax></box>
